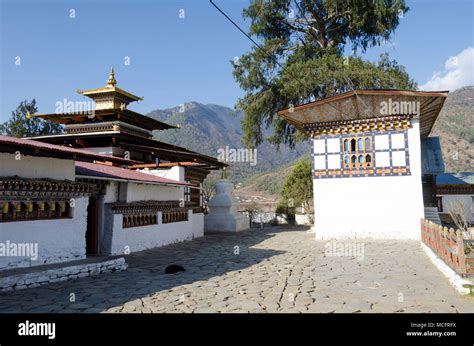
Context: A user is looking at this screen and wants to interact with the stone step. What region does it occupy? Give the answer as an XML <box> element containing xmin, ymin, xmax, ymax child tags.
<box><xmin>0</xmin><ymin>256</ymin><xmax>127</xmax><ymax>292</ymax></box>
<box><xmin>424</xmin><ymin>207</ymin><xmax>442</xmax><ymax>225</ymax></box>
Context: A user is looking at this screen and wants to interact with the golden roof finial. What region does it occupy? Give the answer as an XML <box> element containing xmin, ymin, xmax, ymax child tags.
<box><xmin>107</xmin><ymin>67</ymin><xmax>117</xmax><ymax>87</ymax></box>
<box><xmin>221</xmin><ymin>164</ymin><xmax>228</xmax><ymax>180</ymax></box>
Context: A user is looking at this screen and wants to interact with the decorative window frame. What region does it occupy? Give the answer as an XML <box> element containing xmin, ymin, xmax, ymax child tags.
<box><xmin>312</xmin><ymin>129</ymin><xmax>411</xmax><ymax>179</ymax></box>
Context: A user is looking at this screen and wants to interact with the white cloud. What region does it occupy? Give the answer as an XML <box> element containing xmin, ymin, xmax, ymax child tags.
<box><xmin>419</xmin><ymin>47</ymin><xmax>474</xmax><ymax>91</ymax></box>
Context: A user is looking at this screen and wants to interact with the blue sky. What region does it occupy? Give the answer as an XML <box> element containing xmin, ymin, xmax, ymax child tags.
<box><xmin>1</xmin><ymin>0</ymin><xmax>473</xmax><ymax>121</ymax></box>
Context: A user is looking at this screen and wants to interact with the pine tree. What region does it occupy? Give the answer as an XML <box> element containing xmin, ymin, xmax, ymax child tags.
<box><xmin>233</xmin><ymin>0</ymin><xmax>415</xmax><ymax>148</ymax></box>
<box><xmin>281</xmin><ymin>158</ymin><xmax>313</xmax><ymax>217</ymax></box>
<box><xmin>0</xmin><ymin>99</ymin><xmax>63</xmax><ymax>137</ymax></box>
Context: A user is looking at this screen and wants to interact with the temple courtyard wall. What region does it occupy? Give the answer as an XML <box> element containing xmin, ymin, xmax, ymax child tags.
<box><xmin>439</xmin><ymin>194</ymin><xmax>473</xmax><ymax>222</ymax></box>
<box><xmin>0</xmin><ymin>153</ymin><xmax>75</xmax><ymax>180</ymax></box>
<box><xmin>1</xmin><ymin>158</ymin><xmax>202</xmax><ymax>270</ymax></box>
<box><xmin>0</xmin><ymin>197</ymin><xmax>89</xmax><ymax>270</ymax></box>
<box><xmin>107</xmin><ymin>211</ymin><xmax>204</xmax><ymax>255</ymax></box>
<box><xmin>101</xmin><ymin>181</ymin><xmax>203</xmax><ymax>255</ymax></box>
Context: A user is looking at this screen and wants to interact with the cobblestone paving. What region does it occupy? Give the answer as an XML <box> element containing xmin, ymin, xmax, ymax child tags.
<box><xmin>0</xmin><ymin>226</ymin><xmax>473</xmax><ymax>313</ymax></box>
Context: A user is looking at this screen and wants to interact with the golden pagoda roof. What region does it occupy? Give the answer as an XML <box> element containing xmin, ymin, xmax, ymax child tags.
<box><xmin>77</xmin><ymin>68</ymin><xmax>143</xmax><ymax>102</ymax></box>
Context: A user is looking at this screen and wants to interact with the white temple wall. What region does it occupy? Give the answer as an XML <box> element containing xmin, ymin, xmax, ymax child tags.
<box><xmin>0</xmin><ymin>197</ymin><xmax>89</xmax><ymax>271</ymax></box>
<box><xmin>104</xmin><ymin>181</ymin><xmax>119</xmax><ymax>203</ymax></box>
<box><xmin>0</xmin><ymin>153</ymin><xmax>75</xmax><ymax>181</ymax></box>
<box><xmin>191</xmin><ymin>212</ymin><xmax>204</xmax><ymax>236</ymax></box>
<box><xmin>82</xmin><ymin>146</ymin><xmax>113</xmax><ymax>155</ymax></box>
<box><xmin>148</xmin><ymin>166</ymin><xmax>185</xmax><ymax>182</ymax></box>
<box><xmin>125</xmin><ymin>183</ymin><xmax>183</xmax><ymax>202</ymax></box>
<box><xmin>440</xmin><ymin>195</ymin><xmax>473</xmax><ymax>222</ymax></box>
<box><xmin>102</xmin><ymin>181</ymin><xmax>183</xmax><ymax>204</ymax></box>
<box><xmin>83</xmin><ymin>146</ymin><xmax>125</xmax><ymax>157</ymax></box>
<box><xmin>100</xmin><ymin>180</ymin><xmax>198</xmax><ymax>255</ymax></box>
<box><xmin>312</xmin><ymin>121</ymin><xmax>424</xmax><ymax>239</ymax></box>
<box><xmin>109</xmin><ymin>210</ymin><xmax>203</xmax><ymax>255</ymax></box>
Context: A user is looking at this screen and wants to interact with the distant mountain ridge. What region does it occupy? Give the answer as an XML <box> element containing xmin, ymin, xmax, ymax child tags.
<box><xmin>146</xmin><ymin>86</ymin><xmax>473</xmax><ymax>185</ymax></box>
<box><xmin>431</xmin><ymin>86</ymin><xmax>474</xmax><ymax>172</ymax></box>
<box><xmin>147</xmin><ymin>102</ymin><xmax>310</xmax><ymax>181</ymax></box>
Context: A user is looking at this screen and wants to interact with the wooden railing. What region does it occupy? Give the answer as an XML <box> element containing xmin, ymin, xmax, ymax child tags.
<box><xmin>420</xmin><ymin>219</ymin><xmax>474</xmax><ymax>276</ymax></box>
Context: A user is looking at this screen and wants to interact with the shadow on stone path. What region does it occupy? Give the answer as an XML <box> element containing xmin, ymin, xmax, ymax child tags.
<box><xmin>0</xmin><ymin>225</ymin><xmax>473</xmax><ymax>313</ymax></box>
<box><xmin>0</xmin><ymin>227</ymin><xmax>286</xmax><ymax>313</ymax></box>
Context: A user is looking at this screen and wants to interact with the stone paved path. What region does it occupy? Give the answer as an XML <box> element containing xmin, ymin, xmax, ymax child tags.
<box><xmin>0</xmin><ymin>226</ymin><xmax>472</xmax><ymax>313</ymax></box>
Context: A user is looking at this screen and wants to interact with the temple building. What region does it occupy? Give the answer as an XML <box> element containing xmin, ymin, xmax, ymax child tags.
<box><xmin>0</xmin><ymin>69</ymin><xmax>225</xmax><ymax>277</ymax></box>
<box><xmin>29</xmin><ymin>68</ymin><xmax>224</xmax><ymax>208</ymax></box>
<box><xmin>278</xmin><ymin>89</ymin><xmax>449</xmax><ymax>239</ymax></box>
<box><xmin>0</xmin><ymin>135</ymin><xmax>131</xmax><ymax>270</ymax></box>
<box><xmin>436</xmin><ymin>172</ymin><xmax>474</xmax><ymax>224</ymax></box>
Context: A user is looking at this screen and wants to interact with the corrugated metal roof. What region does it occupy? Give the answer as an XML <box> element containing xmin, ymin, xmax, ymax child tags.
<box><xmin>436</xmin><ymin>172</ymin><xmax>474</xmax><ymax>185</ymax></box>
<box><xmin>75</xmin><ymin>161</ymin><xmax>192</xmax><ymax>186</ymax></box>
<box><xmin>0</xmin><ymin>135</ymin><xmax>131</xmax><ymax>164</ymax></box>
<box><xmin>421</xmin><ymin>137</ymin><xmax>445</xmax><ymax>174</ymax></box>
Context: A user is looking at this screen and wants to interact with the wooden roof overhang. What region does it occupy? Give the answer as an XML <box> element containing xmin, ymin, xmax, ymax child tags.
<box><xmin>0</xmin><ymin>135</ymin><xmax>132</xmax><ymax>165</ymax></box>
<box><xmin>277</xmin><ymin>89</ymin><xmax>449</xmax><ymax>138</ymax></box>
<box><xmin>436</xmin><ymin>173</ymin><xmax>474</xmax><ymax>194</ymax></box>
<box><xmin>29</xmin><ymin>132</ymin><xmax>226</xmax><ymax>170</ymax></box>
<box><xmin>108</xmin><ymin>133</ymin><xmax>226</xmax><ymax>169</ymax></box>
<box><xmin>120</xmin><ymin>142</ymin><xmax>225</xmax><ymax>169</ymax></box>
<box><xmin>129</xmin><ymin>162</ymin><xmax>216</xmax><ymax>170</ymax></box>
<box><xmin>28</xmin><ymin>108</ymin><xmax>176</xmax><ymax>131</ymax></box>
<box><xmin>28</xmin><ymin>131</ymin><xmax>121</xmax><ymax>148</ymax></box>
<box><xmin>185</xmin><ymin>166</ymin><xmax>211</xmax><ymax>183</ymax></box>
<box><xmin>437</xmin><ymin>184</ymin><xmax>474</xmax><ymax>195</ymax></box>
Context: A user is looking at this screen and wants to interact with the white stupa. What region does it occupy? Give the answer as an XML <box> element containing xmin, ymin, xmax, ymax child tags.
<box><xmin>204</xmin><ymin>168</ymin><xmax>249</xmax><ymax>232</ymax></box>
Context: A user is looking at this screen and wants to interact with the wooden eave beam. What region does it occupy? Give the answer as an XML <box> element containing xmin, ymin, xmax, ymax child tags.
<box><xmin>127</xmin><ymin>161</ymin><xmax>212</xmax><ymax>169</ymax></box>
<box><xmin>75</xmin><ymin>138</ymin><xmax>89</xmax><ymax>147</ymax></box>
<box><xmin>120</xmin><ymin>142</ymin><xmax>225</xmax><ymax>168</ymax></box>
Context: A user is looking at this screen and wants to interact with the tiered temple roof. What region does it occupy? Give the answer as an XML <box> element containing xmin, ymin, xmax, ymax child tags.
<box><xmin>0</xmin><ymin>135</ymin><xmax>132</xmax><ymax>164</ymax></box>
<box><xmin>28</xmin><ymin>69</ymin><xmax>226</xmax><ymax>177</ymax></box>
<box><xmin>29</xmin><ymin>68</ymin><xmax>175</xmax><ymax>134</ymax></box>
<box><xmin>78</xmin><ymin>67</ymin><xmax>143</xmax><ymax>109</ymax></box>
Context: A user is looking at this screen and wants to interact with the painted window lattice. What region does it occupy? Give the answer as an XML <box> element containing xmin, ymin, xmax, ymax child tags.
<box><xmin>312</xmin><ymin>130</ymin><xmax>410</xmax><ymax>179</ymax></box>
